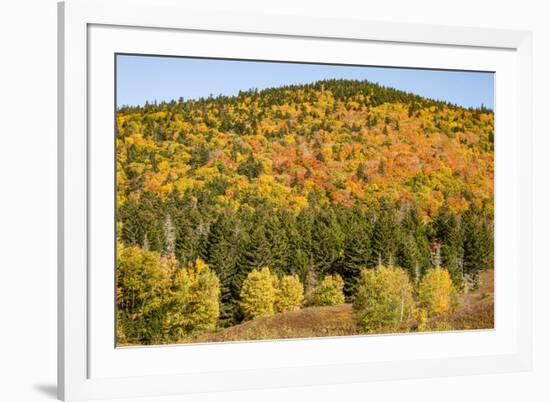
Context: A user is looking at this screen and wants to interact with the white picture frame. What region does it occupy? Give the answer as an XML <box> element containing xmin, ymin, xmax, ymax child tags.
<box><xmin>58</xmin><ymin>0</ymin><xmax>533</xmax><ymax>400</ymax></box>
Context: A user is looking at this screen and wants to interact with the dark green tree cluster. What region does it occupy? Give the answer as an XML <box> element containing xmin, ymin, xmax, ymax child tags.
<box><xmin>119</xmin><ymin>192</ymin><xmax>493</xmax><ymax>326</ymax></box>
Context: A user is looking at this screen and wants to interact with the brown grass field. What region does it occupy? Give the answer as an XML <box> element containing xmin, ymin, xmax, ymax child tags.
<box><xmin>182</xmin><ymin>270</ymin><xmax>494</xmax><ymax>344</ymax></box>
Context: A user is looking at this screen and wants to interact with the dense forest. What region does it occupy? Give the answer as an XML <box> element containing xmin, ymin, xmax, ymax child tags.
<box><xmin>116</xmin><ymin>79</ymin><xmax>494</xmax><ymax>345</ymax></box>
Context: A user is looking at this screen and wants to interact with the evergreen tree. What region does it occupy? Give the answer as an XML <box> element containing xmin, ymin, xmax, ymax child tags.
<box><xmin>433</xmin><ymin>204</ymin><xmax>464</xmax><ymax>288</ymax></box>
<box><xmin>334</xmin><ymin>206</ymin><xmax>372</xmax><ymax>297</ymax></box>
<box><xmin>240</xmin><ymin>208</ymin><xmax>289</xmax><ymax>276</ymax></box>
<box><xmin>397</xmin><ymin>206</ymin><xmax>430</xmax><ymax>281</ymax></box>
<box><xmin>369</xmin><ymin>199</ymin><xmax>400</xmax><ymax>268</ymax></box>
<box><xmin>311</xmin><ymin>208</ymin><xmax>345</xmax><ymax>276</ymax></box>
<box><xmin>206</xmin><ymin>212</ymin><xmax>244</xmax><ymax>326</ymax></box>
<box><xmin>462</xmin><ymin>205</ymin><xmax>492</xmax><ymax>288</ymax></box>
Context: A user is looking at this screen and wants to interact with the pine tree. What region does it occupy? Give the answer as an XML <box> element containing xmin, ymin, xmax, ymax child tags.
<box><xmin>240</xmin><ymin>209</ymin><xmax>289</xmax><ymax>277</ymax></box>
<box><xmin>433</xmin><ymin>204</ymin><xmax>464</xmax><ymax>288</ymax></box>
<box><xmin>397</xmin><ymin>206</ymin><xmax>430</xmax><ymax>281</ymax></box>
<box><xmin>206</xmin><ymin>213</ymin><xmax>243</xmax><ymax>326</ymax></box>
<box><xmin>311</xmin><ymin>208</ymin><xmax>345</xmax><ymax>276</ymax></box>
<box><xmin>334</xmin><ymin>206</ymin><xmax>372</xmax><ymax>297</ymax></box>
<box><xmin>369</xmin><ymin>199</ymin><xmax>400</xmax><ymax>268</ymax></box>
<box><xmin>355</xmin><ymin>162</ymin><xmax>369</xmax><ymax>182</ymax></box>
<box><xmin>462</xmin><ymin>205</ymin><xmax>491</xmax><ymax>289</ymax></box>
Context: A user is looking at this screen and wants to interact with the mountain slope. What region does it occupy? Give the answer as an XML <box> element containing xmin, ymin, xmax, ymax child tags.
<box><xmin>115</xmin><ymin>79</ymin><xmax>494</xmax><ymax>332</ymax></box>
<box><xmin>116</xmin><ymin>79</ymin><xmax>494</xmax><ymax>217</ymax></box>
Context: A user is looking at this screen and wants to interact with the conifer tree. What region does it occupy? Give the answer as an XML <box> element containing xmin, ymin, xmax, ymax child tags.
<box><xmin>433</xmin><ymin>204</ymin><xmax>464</xmax><ymax>288</ymax></box>
<box><xmin>206</xmin><ymin>213</ymin><xmax>243</xmax><ymax>326</ymax></box>
<box><xmin>369</xmin><ymin>199</ymin><xmax>400</xmax><ymax>268</ymax></box>
<box><xmin>334</xmin><ymin>206</ymin><xmax>372</xmax><ymax>297</ymax></box>
<box><xmin>312</xmin><ymin>208</ymin><xmax>345</xmax><ymax>276</ymax></box>
<box><xmin>462</xmin><ymin>206</ymin><xmax>491</xmax><ymax>288</ymax></box>
<box><xmin>397</xmin><ymin>206</ymin><xmax>430</xmax><ymax>281</ymax></box>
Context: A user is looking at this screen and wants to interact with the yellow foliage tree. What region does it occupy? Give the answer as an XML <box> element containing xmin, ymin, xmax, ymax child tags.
<box><xmin>116</xmin><ymin>244</ymin><xmax>172</xmax><ymax>344</ymax></box>
<box><xmin>416</xmin><ymin>308</ymin><xmax>429</xmax><ymax>331</ymax></box>
<box><xmin>117</xmin><ymin>246</ymin><xmax>221</xmax><ymax>344</ymax></box>
<box><xmin>418</xmin><ymin>267</ymin><xmax>456</xmax><ymax>316</ymax></box>
<box><xmin>163</xmin><ymin>258</ymin><xmax>221</xmax><ymax>339</ymax></box>
<box><xmin>275</xmin><ymin>275</ymin><xmax>304</xmax><ymax>312</ymax></box>
<box><xmin>312</xmin><ymin>274</ymin><xmax>345</xmax><ymax>306</ymax></box>
<box><xmin>352</xmin><ymin>266</ymin><xmax>414</xmax><ymax>332</ymax></box>
<box><xmin>239</xmin><ymin>267</ymin><xmax>279</xmax><ymax>320</ymax></box>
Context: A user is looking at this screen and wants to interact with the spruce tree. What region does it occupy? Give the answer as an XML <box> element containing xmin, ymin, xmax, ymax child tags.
<box><xmin>334</xmin><ymin>206</ymin><xmax>372</xmax><ymax>297</ymax></box>
<box><xmin>397</xmin><ymin>206</ymin><xmax>430</xmax><ymax>281</ymax></box>
<box><xmin>311</xmin><ymin>207</ymin><xmax>345</xmax><ymax>277</ymax></box>
<box><xmin>206</xmin><ymin>212</ymin><xmax>243</xmax><ymax>326</ymax></box>
<box><xmin>433</xmin><ymin>204</ymin><xmax>464</xmax><ymax>288</ymax></box>
<box><xmin>369</xmin><ymin>199</ymin><xmax>400</xmax><ymax>268</ymax></box>
<box><xmin>462</xmin><ymin>205</ymin><xmax>490</xmax><ymax>288</ymax></box>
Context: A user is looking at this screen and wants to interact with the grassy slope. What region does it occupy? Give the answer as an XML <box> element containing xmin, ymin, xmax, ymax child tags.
<box><xmin>185</xmin><ymin>270</ymin><xmax>494</xmax><ymax>344</ymax></box>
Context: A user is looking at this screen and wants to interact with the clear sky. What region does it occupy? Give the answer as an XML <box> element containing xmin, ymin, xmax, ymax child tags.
<box><xmin>116</xmin><ymin>54</ymin><xmax>494</xmax><ymax>109</ymax></box>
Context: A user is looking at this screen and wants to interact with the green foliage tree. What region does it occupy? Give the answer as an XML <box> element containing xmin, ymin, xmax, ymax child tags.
<box><xmin>432</xmin><ymin>204</ymin><xmax>464</xmax><ymax>288</ymax></box>
<box><xmin>206</xmin><ymin>212</ymin><xmax>246</xmax><ymax>326</ymax></box>
<box><xmin>334</xmin><ymin>206</ymin><xmax>372</xmax><ymax>298</ymax></box>
<box><xmin>369</xmin><ymin>199</ymin><xmax>400</xmax><ymax>268</ymax></box>
<box><xmin>397</xmin><ymin>206</ymin><xmax>431</xmax><ymax>282</ymax></box>
<box><xmin>352</xmin><ymin>266</ymin><xmax>414</xmax><ymax>332</ymax></box>
<box><xmin>312</xmin><ymin>208</ymin><xmax>345</xmax><ymax>276</ymax></box>
<box><xmin>240</xmin><ymin>208</ymin><xmax>290</xmax><ymax>277</ymax></box>
<box><xmin>462</xmin><ymin>205</ymin><xmax>493</xmax><ymax>288</ymax></box>
<box><xmin>237</xmin><ymin>154</ymin><xmax>263</xmax><ymax>179</ymax></box>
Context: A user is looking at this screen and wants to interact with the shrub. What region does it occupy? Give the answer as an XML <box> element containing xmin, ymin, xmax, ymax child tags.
<box><xmin>312</xmin><ymin>274</ymin><xmax>346</xmax><ymax>306</ymax></box>
<box><xmin>240</xmin><ymin>267</ymin><xmax>278</xmax><ymax>320</ymax></box>
<box><xmin>275</xmin><ymin>275</ymin><xmax>304</xmax><ymax>312</ymax></box>
<box><xmin>352</xmin><ymin>266</ymin><xmax>414</xmax><ymax>332</ymax></box>
<box><xmin>418</xmin><ymin>267</ymin><xmax>456</xmax><ymax>317</ymax></box>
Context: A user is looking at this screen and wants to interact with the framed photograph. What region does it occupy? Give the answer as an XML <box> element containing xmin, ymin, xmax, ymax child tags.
<box><xmin>58</xmin><ymin>0</ymin><xmax>533</xmax><ymax>400</ymax></box>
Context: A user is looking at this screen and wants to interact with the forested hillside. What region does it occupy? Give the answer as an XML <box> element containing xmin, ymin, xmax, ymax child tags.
<box><xmin>115</xmin><ymin>79</ymin><xmax>494</xmax><ymax>345</ymax></box>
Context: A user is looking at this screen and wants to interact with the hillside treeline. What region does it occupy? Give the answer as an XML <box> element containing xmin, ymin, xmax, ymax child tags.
<box><xmin>116</xmin><ymin>79</ymin><xmax>494</xmax><ymax>343</ymax></box>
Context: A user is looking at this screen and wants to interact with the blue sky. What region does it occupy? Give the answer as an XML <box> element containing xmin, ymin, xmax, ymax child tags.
<box><xmin>116</xmin><ymin>55</ymin><xmax>494</xmax><ymax>109</ymax></box>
